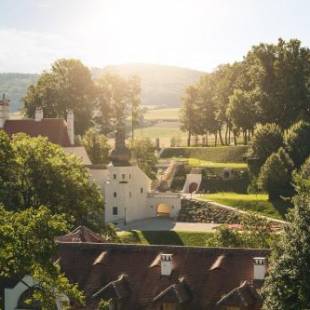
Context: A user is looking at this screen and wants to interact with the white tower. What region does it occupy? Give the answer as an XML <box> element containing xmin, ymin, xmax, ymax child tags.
<box><xmin>35</xmin><ymin>107</ymin><xmax>43</xmax><ymax>122</ymax></box>
<box><xmin>0</xmin><ymin>94</ymin><xmax>10</xmax><ymax>128</ymax></box>
<box><xmin>67</xmin><ymin>109</ymin><xmax>75</xmax><ymax>145</ymax></box>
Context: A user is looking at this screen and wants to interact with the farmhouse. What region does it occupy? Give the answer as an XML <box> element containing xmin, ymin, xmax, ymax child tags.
<box><xmin>1</xmin><ymin>226</ymin><xmax>269</xmax><ymax>310</ymax></box>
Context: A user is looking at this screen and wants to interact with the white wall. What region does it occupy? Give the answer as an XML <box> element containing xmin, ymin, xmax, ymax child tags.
<box><xmin>182</xmin><ymin>173</ymin><xmax>202</xmax><ymax>193</ymax></box>
<box><xmin>147</xmin><ymin>192</ymin><xmax>181</xmax><ymax>218</ymax></box>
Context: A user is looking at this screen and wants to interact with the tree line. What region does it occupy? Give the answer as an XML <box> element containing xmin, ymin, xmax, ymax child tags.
<box><xmin>180</xmin><ymin>38</ymin><xmax>310</xmax><ymax>146</ymax></box>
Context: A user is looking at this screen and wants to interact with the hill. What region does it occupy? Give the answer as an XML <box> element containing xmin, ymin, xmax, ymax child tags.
<box><xmin>0</xmin><ymin>64</ymin><xmax>204</xmax><ymax>112</ymax></box>
<box><xmin>93</xmin><ymin>63</ymin><xmax>204</xmax><ymax>107</ymax></box>
<box><xmin>0</xmin><ymin>73</ymin><xmax>39</xmax><ymax>112</ymax></box>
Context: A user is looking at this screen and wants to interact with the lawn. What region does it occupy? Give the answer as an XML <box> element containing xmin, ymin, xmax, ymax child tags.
<box><xmin>117</xmin><ymin>230</ymin><xmax>214</xmax><ymax>247</ymax></box>
<box><xmin>199</xmin><ymin>192</ymin><xmax>291</xmax><ymax>220</ymax></box>
<box><xmin>188</xmin><ymin>158</ymin><xmax>248</xmax><ymax>169</ymax></box>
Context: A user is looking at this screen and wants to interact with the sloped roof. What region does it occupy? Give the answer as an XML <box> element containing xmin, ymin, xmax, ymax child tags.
<box><xmin>55</xmin><ymin>226</ymin><xmax>105</xmax><ymax>243</ymax></box>
<box><xmin>3</xmin><ymin>118</ymin><xmax>71</xmax><ymax>147</ymax></box>
<box><xmin>56</xmin><ymin>242</ymin><xmax>269</xmax><ymax>309</ymax></box>
<box><xmin>216</xmin><ymin>280</ymin><xmax>262</xmax><ymax>308</ymax></box>
<box><xmin>63</xmin><ymin>147</ymin><xmax>92</xmax><ymax>165</ymax></box>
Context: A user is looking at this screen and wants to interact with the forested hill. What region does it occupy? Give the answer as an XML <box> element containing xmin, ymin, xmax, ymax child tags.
<box><xmin>0</xmin><ymin>64</ymin><xmax>204</xmax><ymax>112</ymax></box>
<box><xmin>93</xmin><ymin>64</ymin><xmax>204</xmax><ymax>107</ymax></box>
<box><xmin>0</xmin><ymin>73</ymin><xmax>39</xmax><ymax>112</ymax></box>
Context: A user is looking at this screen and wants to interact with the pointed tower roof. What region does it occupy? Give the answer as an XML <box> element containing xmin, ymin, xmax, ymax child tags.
<box><xmin>109</xmin><ymin>127</ymin><xmax>131</xmax><ymax>166</ymax></box>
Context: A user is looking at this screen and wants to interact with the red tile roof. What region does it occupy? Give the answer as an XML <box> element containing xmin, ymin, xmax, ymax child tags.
<box><xmin>55</xmin><ymin>226</ymin><xmax>105</xmax><ymax>243</ymax></box>
<box><xmin>56</xmin><ymin>242</ymin><xmax>269</xmax><ymax>309</ymax></box>
<box><xmin>3</xmin><ymin>118</ymin><xmax>71</xmax><ymax>147</ymax></box>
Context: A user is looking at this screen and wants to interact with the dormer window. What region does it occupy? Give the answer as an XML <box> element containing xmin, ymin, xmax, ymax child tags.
<box><xmin>113</xmin><ymin>192</ymin><xmax>117</xmax><ymax>198</ymax></box>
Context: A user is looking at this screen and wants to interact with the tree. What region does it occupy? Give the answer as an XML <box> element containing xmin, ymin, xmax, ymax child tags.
<box><xmin>285</xmin><ymin>120</ymin><xmax>310</xmax><ymax>167</ymax></box>
<box><xmin>95</xmin><ymin>72</ymin><xmax>142</xmax><ymax>136</ymax></box>
<box><xmin>227</xmin><ymin>89</ymin><xmax>258</xmax><ymax>144</ymax></box>
<box><xmin>262</xmin><ymin>191</ymin><xmax>310</xmax><ymax>309</ymax></box>
<box><xmin>23</xmin><ymin>58</ymin><xmax>96</xmax><ymax>134</ymax></box>
<box><xmin>180</xmin><ymin>85</ymin><xmax>201</xmax><ymax>146</ymax></box>
<box><xmin>131</xmin><ymin>138</ymin><xmax>158</xmax><ymax>179</ymax></box>
<box><xmin>249</xmin><ymin>123</ymin><xmax>284</xmax><ymax>176</ymax></box>
<box><xmin>258</xmin><ymin>148</ymin><xmax>294</xmax><ymax>200</ymax></box>
<box><xmin>0</xmin><ymin>206</ymin><xmax>84</xmax><ymax>308</ymax></box>
<box><xmin>0</xmin><ymin>133</ymin><xmax>104</xmax><ymax>230</ymax></box>
<box><xmin>82</xmin><ymin>128</ymin><xmax>110</xmax><ymax>165</ymax></box>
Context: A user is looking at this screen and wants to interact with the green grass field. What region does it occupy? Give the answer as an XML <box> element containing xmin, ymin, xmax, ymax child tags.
<box><xmin>117</xmin><ymin>230</ymin><xmax>214</xmax><ymax>246</ymax></box>
<box><xmin>199</xmin><ymin>192</ymin><xmax>291</xmax><ymax>219</ymax></box>
<box><xmin>188</xmin><ymin>158</ymin><xmax>248</xmax><ymax>169</ymax></box>
<box><xmin>144</xmin><ymin>108</ymin><xmax>180</xmax><ymax>120</ymax></box>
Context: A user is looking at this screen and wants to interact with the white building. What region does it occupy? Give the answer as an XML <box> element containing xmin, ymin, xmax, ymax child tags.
<box><xmin>97</xmin><ymin>129</ymin><xmax>181</xmax><ymax>225</ymax></box>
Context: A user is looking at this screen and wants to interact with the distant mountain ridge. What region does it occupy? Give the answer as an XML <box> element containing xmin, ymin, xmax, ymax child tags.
<box><xmin>0</xmin><ymin>64</ymin><xmax>204</xmax><ymax>112</ymax></box>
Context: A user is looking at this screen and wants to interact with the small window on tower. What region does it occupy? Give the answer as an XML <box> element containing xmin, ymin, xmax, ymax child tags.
<box><xmin>129</xmin><ymin>192</ymin><xmax>132</xmax><ymax>198</ymax></box>
<box><xmin>122</xmin><ymin>174</ymin><xmax>126</xmax><ymax>180</ymax></box>
<box><xmin>129</xmin><ymin>174</ymin><xmax>131</xmax><ymax>179</ymax></box>
<box><xmin>113</xmin><ymin>207</ymin><xmax>118</xmax><ymax>215</ymax></box>
<box><xmin>113</xmin><ymin>174</ymin><xmax>117</xmax><ymax>180</ymax></box>
<box><xmin>113</xmin><ymin>192</ymin><xmax>117</xmax><ymax>198</ymax></box>
<box><xmin>140</xmin><ymin>187</ymin><xmax>144</xmax><ymax>194</ymax></box>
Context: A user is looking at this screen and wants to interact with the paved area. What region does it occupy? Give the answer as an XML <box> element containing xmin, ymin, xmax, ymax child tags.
<box><xmin>119</xmin><ymin>217</ymin><xmax>220</xmax><ymax>232</ymax></box>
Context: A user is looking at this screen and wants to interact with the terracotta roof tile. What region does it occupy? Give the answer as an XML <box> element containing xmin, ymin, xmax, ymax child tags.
<box><xmin>55</xmin><ymin>226</ymin><xmax>106</xmax><ymax>243</ymax></box>
<box><xmin>3</xmin><ymin>118</ymin><xmax>71</xmax><ymax>147</ymax></box>
<box><xmin>56</xmin><ymin>242</ymin><xmax>269</xmax><ymax>309</ymax></box>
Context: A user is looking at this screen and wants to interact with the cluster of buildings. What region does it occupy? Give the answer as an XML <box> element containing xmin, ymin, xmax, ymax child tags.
<box><xmin>2</xmin><ymin>226</ymin><xmax>269</xmax><ymax>309</ymax></box>
<box><xmin>0</xmin><ymin>95</ymin><xmax>270</xmax><ymax>309</ymax></box>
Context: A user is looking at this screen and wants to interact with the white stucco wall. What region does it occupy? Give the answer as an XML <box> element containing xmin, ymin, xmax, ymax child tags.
<box><xmin>147</xmin><ymin>192</ymin><xmax>181</xmax><ymax>218</ymax></box>
<box><xmin>104</xmin><ymin>165</ymin><xmax>152</xmax><ymax>224</ymax></box>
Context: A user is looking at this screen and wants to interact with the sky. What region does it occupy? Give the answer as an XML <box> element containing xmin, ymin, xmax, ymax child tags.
<box><xmin>1</xmin><ymin>0</ymin><xmax>310</xmax><ymax>73</ymax></box>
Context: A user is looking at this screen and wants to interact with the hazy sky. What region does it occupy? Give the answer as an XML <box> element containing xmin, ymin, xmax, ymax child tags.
<box><xmin>1</xmin><ymin>0</ymin><xmax>310</xmax><ymax>73</ymax></box>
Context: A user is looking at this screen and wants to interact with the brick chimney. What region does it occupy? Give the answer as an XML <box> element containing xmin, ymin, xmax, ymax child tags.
<box><xmin>160</xmin><ymin>254</ymin><xmax>173</xmax><ymax>276</ymax></box>
<box><xmin>253</xmin><ymin>257</ymin><xmax>267</xmax><ymax>280</ymax></box>
<box><xmin>0</xmin><ymin>94</ymin><xmax>10</xmax><ymax>128</ymax></box>
<box><xmin>67</xmin><ymin>109</ymin><xmax>74</xmax><ymax>145</ymax></box>
<box><xmin>35</xmin><ymin>107</ymin><xmax>43</xmax><ymax>122</ymax></box>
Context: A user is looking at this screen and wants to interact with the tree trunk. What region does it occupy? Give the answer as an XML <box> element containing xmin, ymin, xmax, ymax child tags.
<box><xmin>214</xmin><ymin>132</ymin><xmax>218</xmax><ymax>147</ymax></box>
<box><xmin>228</xmin><ymin>127</ymin><xmax>231</xmax><ymax>145</ymax></box>
<box><xmin>206</xmin><ymin>132</ymin><xmax>208</xmax><ymax>147</ymax></box>
<box><xmin>187</xmin><ymin>131</ymin><xmax>191</xmax><ymax>147</ymax></box>
<box><xmin>233</xmin><ymin>130</ymin><xmax>237</xmax><ymax>145</ymax></box>
<box><xmin>243</xmin><ymin>129</ymin><xmax>248</xmax><ymax>145</ymax></box>
<box><xmin>225</xmin><ymin>124</ymin><xmax>229</xmax><ymax>145</ymax></box>
<box><xmin>218</xmin><ymin>129</ymin><xmax>224</xmax><ymax>145</ymax></box>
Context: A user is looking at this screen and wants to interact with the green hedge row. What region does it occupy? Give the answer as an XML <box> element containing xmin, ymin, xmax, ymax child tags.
<box><xmin>160</xmin><ymin>146</ymin><xmax>249</xmax><ymax>162</ymax></box>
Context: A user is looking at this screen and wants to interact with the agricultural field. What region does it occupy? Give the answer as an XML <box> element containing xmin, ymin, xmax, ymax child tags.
<box><xmin>199</xmin><ymin>192</ymin><xmax>291</xmax><ymax>220</ymax></box>
<box><xmin>143</xmin><ymin>107</ymin><xmax>180</xmax><ymax>120</ymax></box>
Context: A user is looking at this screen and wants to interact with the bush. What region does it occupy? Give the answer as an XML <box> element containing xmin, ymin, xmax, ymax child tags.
<box><xmin>160</xmin><ymin>146</ymin><xmax>249</xmax><ymax>162</ymax></box>
<box><xmin>249</xmin><ymin>123</ymin><xmax>283</xmax><ymax>175</ymax></box>
<box><xmin>258</xmin><ymin>148</ymin><xmax>294</xmax><ymax>200</ymax></box>
<box><xmin>285</xmin><ymin>120</ymin><xmax>310</xmax><ymax>167</ymax></box>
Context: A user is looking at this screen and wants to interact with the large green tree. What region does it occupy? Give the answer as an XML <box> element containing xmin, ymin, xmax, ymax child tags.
<box><xmin>262</xmin><ymin>186</ymin><xmax>310</xmax><ymax>309</ymax></box>
<box><xmin>0</xmin><ymin>132</ymin><xmax>104</xmax><ymax>230</ymax></box>
<box><xmin>0</xmin><ymin>206</ymin><xmax>84</xmax><ymax>309</ymax></box>
<box><xmin>23</xmin><ymin>59</ymin><xmax>96</xmax><ymax>134</ymax></box>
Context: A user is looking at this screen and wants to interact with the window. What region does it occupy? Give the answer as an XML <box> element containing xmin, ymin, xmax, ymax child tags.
<box><xmin>129</xmin><ymin>192</ymin><xmax>132</xmax><ymax>198</ymax></box>
<box><xmin>113</xmin><ymin>174</ymin><xmax>117</xmax><ymax>180</ymax></box>
<box><xmin>140</xmin><ymin>187</ymin><xmax>144</xmax><ymax>194</ymax></box>
<box><xmin>129</xmin><ymin>174</ymin><xmax>131</xmax><ymax>179</ymax></box>
<box><xmin>113</xmin><ymin>192</ymin><xmax>117</xmax><ymax>198</ymax></box>
<box><xmin>122</xmin><ymin>174</ymin><xmax>126</xmax><ymax>180</ymax></box>
<box><xmin>113</xmin><ymin>207</ymin><xmax>118</xmax><ymax>215</ymax></box>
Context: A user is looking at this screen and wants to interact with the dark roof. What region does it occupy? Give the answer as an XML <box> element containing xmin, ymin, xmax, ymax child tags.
<box><xmin>216</xmin><ymin>280</ymin><xmax>262</xmax><ymax>309</ymax></box>
<box><xmin>56</xmin><ymin>242</ymin><xmax>269</xmax><ymax>309</ymax></box>
<box><xmin>55</xmin><ymin>226</ymin><xmax>105</xmax><ymax>243</ymax></box>
<box><xmin>3</xmin><ymin>118</ymin><xmax>71</xmax><ymax>147</ymax></box>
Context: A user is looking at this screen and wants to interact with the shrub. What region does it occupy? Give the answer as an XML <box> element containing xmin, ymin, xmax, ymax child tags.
<box><xmin>258</xmin><ymin>148</ymin><xmax>294</xmax><ymax>200</ymax></box>
<box><xmin>285</xmin><ymin>120</ymin><xmax>310</xmax><ymax>167</ymax></box>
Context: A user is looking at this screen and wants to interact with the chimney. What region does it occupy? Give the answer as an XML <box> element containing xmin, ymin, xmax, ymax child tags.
<box><xmin>253</xmin><ymin>257</ymin><xmax>267</xmax><ymax>280</ymax></box>
<box><xmin>160</xmin><ymin>254</ymin><xmax>173</xmax><ymax>276</ymax></box>
<box><xmin>0</xmin><ymin>94</ymin><xmax>10</xmax><ymax>128</ymax></box>
<box><xmin>67</xmin><ymin>109</ymin><xmax>74</xmax><ymax>145</ymax></box>
<box><xmin>35</xmin><ymin>107</ymin><xmax>43</xmax><ymax>122</ymax></box>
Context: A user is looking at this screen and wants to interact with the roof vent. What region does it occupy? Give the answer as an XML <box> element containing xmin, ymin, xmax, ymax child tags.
<box><xmin>160</xmin><ymin>253</ymin><xmax>173</xmax><ymax>276</ymax></box>
<box><xmin>253</xmin><ymin>257</ymin><xmax>267</xmax><ymax>280</ymax></box>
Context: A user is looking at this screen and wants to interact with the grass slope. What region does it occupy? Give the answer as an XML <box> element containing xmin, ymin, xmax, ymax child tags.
<box><xmin>117</xmin><ymin>230</ymin><xmax>213</xmax><ymax>247</ymax></box>
<box><xmin>200</xmin><ymin>192</ymin><xmax>291</xmax><ymax>219</ymax></box>
<box><xmin>188</xmin><ymin>158</ymin><xmax>248</xmax><ymax>169</ymax></box>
